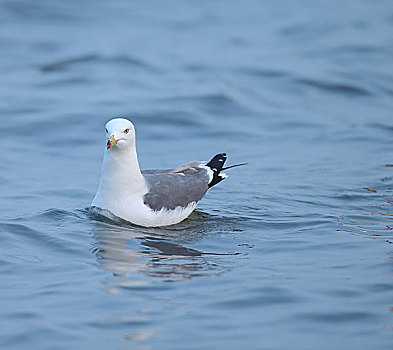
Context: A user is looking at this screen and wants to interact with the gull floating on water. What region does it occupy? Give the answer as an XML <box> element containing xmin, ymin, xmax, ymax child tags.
<box><xmin>92</xmin><ymin>118</ymin><xmax>243</xmax><ymax>227</ymax></box>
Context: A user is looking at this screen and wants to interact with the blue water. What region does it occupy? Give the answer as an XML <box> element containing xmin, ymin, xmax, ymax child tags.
<box><xmin>1</xmin><ymin>1</ymin><xmax>393</xmax><ymax>349</ymax></box>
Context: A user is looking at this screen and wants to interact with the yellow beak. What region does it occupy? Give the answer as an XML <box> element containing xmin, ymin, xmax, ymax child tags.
<box><xmin>107</xmin><ymin>135</ymin><xmax>118</xmax><ymax>150</ymax></box>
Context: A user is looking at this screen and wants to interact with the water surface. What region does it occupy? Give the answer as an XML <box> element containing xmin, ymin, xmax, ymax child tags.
<box><xmin>1</xmin><ymin>1</ymin><xmax>393</xmax><ymax>349</ymax></box>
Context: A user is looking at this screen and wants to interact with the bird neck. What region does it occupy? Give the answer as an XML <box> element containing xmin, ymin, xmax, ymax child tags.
<box><xmin>99</xmin><ymin>144</ymin><xmax>146</xmax><ymax>195</ymax></box>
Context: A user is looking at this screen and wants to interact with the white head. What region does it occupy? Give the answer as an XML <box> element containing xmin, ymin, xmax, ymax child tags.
<box><xmin>105</xmin><ymin>118</ymin><xmax>136</xmax><ymax>151</ymax></box>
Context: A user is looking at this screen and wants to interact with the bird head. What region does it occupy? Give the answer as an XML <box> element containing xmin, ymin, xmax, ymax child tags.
<box><xmin>105</xmin><ymin>118</ymin><xmax>135</xmax><ymax>150</ymax></box>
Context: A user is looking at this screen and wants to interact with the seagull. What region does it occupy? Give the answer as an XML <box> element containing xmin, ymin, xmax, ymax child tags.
<box><xmin>91</xmin><ymin>118</ymin><xmax>244</xmax><ymax>227</ymax></box>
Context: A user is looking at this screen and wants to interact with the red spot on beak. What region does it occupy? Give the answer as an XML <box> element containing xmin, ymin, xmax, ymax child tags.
<box><xmin>107</xmin><ymin>140</ymin><xmax>111</xmax><ymax>150</ymax></box>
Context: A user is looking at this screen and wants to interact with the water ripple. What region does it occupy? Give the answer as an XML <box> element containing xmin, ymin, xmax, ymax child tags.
<box><xmin>295</xmin><ymin>78</ymin><xmax>373</xmax><ymax>97</ymax></box>
<box><xmin>296</xmin><ymin>311</ymin><xmax>375</xmax><ymax>323</ymax></box>
<box><xmin>40</xmin><ymin>53</ymin><xmax>157</xmax><ymax>73</ymax></box>
<box><xmin>157</xmin><ymin>93</ymin><xmax>249</xmax><ymax>115</ymax></box>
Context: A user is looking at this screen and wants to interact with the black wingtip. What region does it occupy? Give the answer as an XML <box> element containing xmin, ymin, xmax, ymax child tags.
<box><xmin>206</xmin><ymin>153</ymin><xmax>226</xmax><ymax>168</ymax></box>
<box><xmin>206</xmin><ymin>153</ymin><xmax>227</xmax><ymax>188</ymax></box>
<box><xmin>222</xmin><ymin>162</ymin><xmax>248</xmax><ymax>170</ymax></box>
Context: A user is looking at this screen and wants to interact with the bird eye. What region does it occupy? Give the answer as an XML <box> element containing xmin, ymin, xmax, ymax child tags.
<box><xmin>124</xmin><ymin>128</ymin><xmax>130</xmax><ymax>134</ymax></box>
<box><xmin>105</xmin><ymin>128</ymin><xmax>108</xmax><ymax>133</ymax></box>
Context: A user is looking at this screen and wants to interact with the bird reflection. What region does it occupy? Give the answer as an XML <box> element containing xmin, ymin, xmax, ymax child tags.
<box><xmin>89</xmin><ymin>210</ymin><xmax>226</xmax><ymax>282</ymax></box>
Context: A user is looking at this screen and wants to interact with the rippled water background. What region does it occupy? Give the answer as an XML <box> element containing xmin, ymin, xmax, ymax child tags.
<box><xmin>1</xmin><ymin>1</ymin><xmax>393</xmax><ymax>349</ymax></box>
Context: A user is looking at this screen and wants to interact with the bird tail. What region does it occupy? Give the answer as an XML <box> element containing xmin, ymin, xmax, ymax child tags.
<box><xmin>206</xmin><ymin>153</ymin><xmax>228</xmax><ymax>188</ymax></box>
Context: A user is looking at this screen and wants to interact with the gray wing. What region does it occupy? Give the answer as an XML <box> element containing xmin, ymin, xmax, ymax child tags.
<box><xmin>142</xmin><ymin>162</ymin><xmax>210</xmax><ymax>211</ymax></box>
<box><xmin>142</xmin><ymin>169</ymin><xmax>172</xmax><ymax>175</ymax></box>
